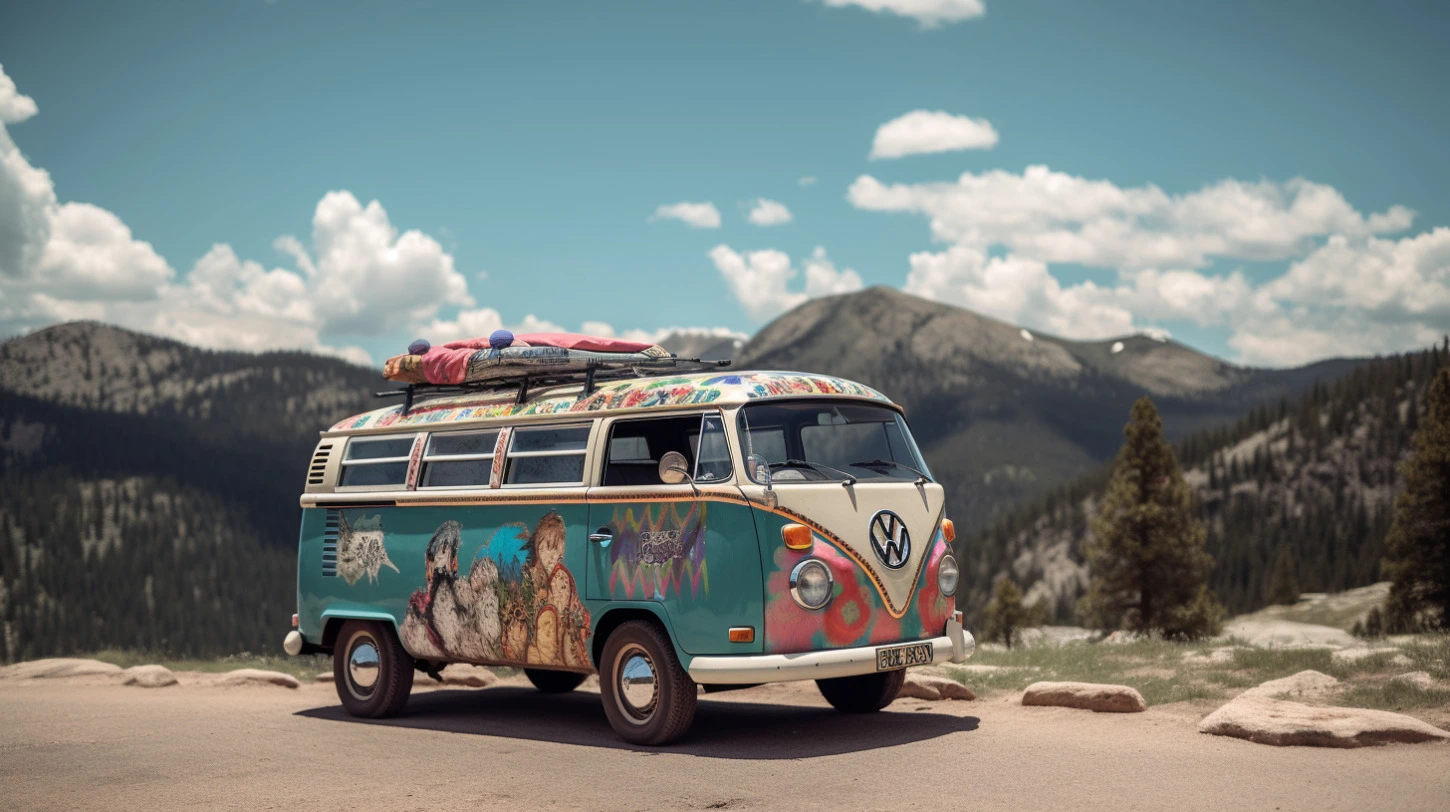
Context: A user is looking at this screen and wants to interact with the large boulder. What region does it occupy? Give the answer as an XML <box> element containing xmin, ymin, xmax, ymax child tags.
<box><xmin>1199</xmin><ymin>694</ymin><xmax>1450</xmax><ymax>748</ymax></box>
<box><xmin>217</xmin><ymin>669</ymin><xmax>300</xmax><ymax>689</ymax></box>
<box><xmin>1222</xmin><ymin>619</ymin><xmax>1356</xmax><ymax>649</ymax></box>
<box><xmin>0</xmin><ymin>658</ymin><xmax>123</xmax><ymax>679</ymax></box>
<box><xmin>121</xmin><ymin>664</ymin><xmax>178</xmax><ymax>688</ymax></box>
<box><xmin>899</xmin><ymin>674</ymin><xmax>975</xmax><ymax>701</ymax></box>
<box><xmin>439</xmin><ymin>665</ymin><xmax>496</xmax><ymax>688</ymax></box>
<box><xmin>1022</xmin><ymin>681</ymin><xmax>1147</xmax><ymax>713</ymax></box>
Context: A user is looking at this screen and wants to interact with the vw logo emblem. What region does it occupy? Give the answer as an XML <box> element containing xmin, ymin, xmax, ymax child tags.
<box><xmin>868</xmin><ymin>510</ymin><xmax>911</xmax><ymax>569</ymax></box>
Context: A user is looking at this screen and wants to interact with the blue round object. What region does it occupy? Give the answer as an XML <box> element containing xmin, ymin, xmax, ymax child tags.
<box><xmin>408</xmin><ymin>339</ymin><xmax>430</xmax><ymax>355</ymax></box>
<box><xmin>489</xmin><ymin>329</ymin><xmax>514</xmax><ymax>349</ymax></box>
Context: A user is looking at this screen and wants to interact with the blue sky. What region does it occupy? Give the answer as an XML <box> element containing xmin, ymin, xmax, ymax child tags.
<box><xmin>1</xmin><ymin>0</ymin><xmax>1447</xmax><ymax>366</ymax></box>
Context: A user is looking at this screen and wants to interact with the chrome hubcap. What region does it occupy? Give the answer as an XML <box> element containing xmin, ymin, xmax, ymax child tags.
<box><xmin>348</xmin><ymin>638</ymin><xmax>380</xmax><ymax>698</ymax></box>
<box><xmin>616</xmin><ymin>645</ymin><xmax>657</xmax><ymax>722</ymax></box>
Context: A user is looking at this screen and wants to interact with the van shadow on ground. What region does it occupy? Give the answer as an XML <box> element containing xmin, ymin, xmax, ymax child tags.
<box><xmin>295</xmin><ymin>687</ymin><xmax>978</xmax><ymax>758</ymax></box>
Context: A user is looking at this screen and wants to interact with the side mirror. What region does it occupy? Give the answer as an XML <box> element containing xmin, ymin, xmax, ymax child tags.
<box><xmin>659</xmin><ymin>451</ymin><xmax>693</xmax><ymax>485</ymax></box>
<box><xmin>746</xmin><ymin>453</ymin><xmax>772</xmax><ymax>486</ymax></box>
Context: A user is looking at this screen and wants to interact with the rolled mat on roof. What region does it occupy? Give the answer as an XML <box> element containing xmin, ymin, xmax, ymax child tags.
<box><xmin>383</xmin><ymin>332</ymin><xmax>673</xmax><ymax>385</ymax></box>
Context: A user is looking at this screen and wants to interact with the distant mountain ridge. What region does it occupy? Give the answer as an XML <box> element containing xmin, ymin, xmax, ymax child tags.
<box><xmin>736</xmin><ymin>286</ymin><xmax>1363</xmax><ymax>530</ymax></box>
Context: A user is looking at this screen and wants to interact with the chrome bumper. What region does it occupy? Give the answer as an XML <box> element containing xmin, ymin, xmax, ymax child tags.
<box><xmin>688</xmin><ymin>613</ymin><xmax>975</xmax><ymax>685</ymax></box>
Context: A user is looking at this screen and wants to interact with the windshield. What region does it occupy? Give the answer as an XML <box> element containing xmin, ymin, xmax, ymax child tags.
<box><xmin>736</xmin><ymin>401</ymin><xmax>932</xmax><ymax>483</ymax></box>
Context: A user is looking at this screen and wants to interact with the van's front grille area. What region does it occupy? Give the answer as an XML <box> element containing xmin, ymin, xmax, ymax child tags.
<box><xmin>321</xmin><ymin>509</ymin><xmax>339</xmax><ymax>577</ymax></box>
<box><xmin>307</xmin><ymin>444</ymin><xmax>333</xmax><ymax>486</ymax></box>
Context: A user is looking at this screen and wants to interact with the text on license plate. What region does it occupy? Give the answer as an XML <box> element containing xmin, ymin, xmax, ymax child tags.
<box><xmin>875</xmin><ymin>642</ymin><xmax>933</xmax><ymax>671</ymax></box>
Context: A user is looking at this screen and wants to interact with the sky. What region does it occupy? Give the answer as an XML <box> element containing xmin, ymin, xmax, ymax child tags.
<box><xmin>1</xmin><ymin>0</ymin><xmax>1448</xmax><ymax>367</ymax></box>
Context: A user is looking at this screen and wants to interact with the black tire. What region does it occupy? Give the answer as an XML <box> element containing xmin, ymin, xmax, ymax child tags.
<box><xmin>333</xmin><ymin>620</ymin><xmax>414</xmax><ymax>718</ymax></box>
<box><xmin>525</xmin><ymin>669</ymin><xmax>588</xmax><ymax>694</ymax></box>
<box><xmin>599</xmin><ymin>620</ymin><xmax>697</xmax><ymax>745</ymax></box>
<box><xmin>816</xmin><ymin>669</ymin><xmax>905</xmax><ymax>713</ymax></box>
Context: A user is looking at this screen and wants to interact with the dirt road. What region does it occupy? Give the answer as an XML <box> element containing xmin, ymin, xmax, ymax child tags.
<box><xmin>1</xmin><ymin>678</ymin><xmax>1445</xmax><ymax>811</ymax></box>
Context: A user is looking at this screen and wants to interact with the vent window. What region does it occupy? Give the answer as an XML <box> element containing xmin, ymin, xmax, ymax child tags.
<box><xmin>322</xmin><ymin>509</ymin><xmax>339</xmax><ymax>577</ymax></box>
<box><xmin>307</xmin><ymin>443</ymin><xmax>333</xmax><ymax>486</ymax></box>
<box><xmin>504</xmin><ymin>425</ymin><xmax>590</xmax><ymax>485</ymax></box>
<box><xmin>420</xmin><ymin>430</ymin><xmax>501</xmax><ymax>488</ymax></box>
<box><xmin>339</xmin><ymin>436</ymin><xmax>414</xmax><ymax>488</ymax></box>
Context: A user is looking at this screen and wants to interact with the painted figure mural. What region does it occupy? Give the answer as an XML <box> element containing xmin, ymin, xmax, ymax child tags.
<box><xmin>335</xmin><ymin>513</ymin><xmax>399</xmax><ymax>587</ymax></box>
<box><xmin>401</xmin><ymin>512</ymin><xmax>591</xmax><ymax>669</ymax></box>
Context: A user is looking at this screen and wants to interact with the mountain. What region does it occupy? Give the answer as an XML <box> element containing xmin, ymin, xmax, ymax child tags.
<box><xmin>0</xmin><ymin>322</ymin><xmax>381</xmax><ymax>662</ymax></box>
<box><xmin>736</xmin><ymin>287</ymin><xmax>1363</xmax><ymax>531</ymax></box>
<box><xmin>964</xmin><ymin>342</ymin><xmax>1449</xmax><ymax>626</ymax></box>
<box><xmin>658</xmin><ymin>330</ymin><xmax>745</xmax><ymax>362</ymax></box>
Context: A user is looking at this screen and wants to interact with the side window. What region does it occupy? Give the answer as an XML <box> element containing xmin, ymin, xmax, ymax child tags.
<box><xmin>504</xmin><ymin>425</ymin><xmax>590</xmax><ymax>485</ymax></box>
<box><xmin>420</xmin><ymin>430</ymin><xmax>500</xmax><ymax>488</ymax></box>
<box><xmin>339</xmin><ymin>435</ymin><xmax>415</xmax><ymax>488</ymax></box>
<box><xmin>692</xmin><ymin>414</ymin><xmax>733</xmax><ymax>482</ymax></box>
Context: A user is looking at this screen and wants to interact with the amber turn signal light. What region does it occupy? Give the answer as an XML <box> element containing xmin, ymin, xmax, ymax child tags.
<box><xmin>781</xmin><ymin>523</ymin><xmax>813</xmax><ymax>550</ymax></box>
<box><xmin>728</xmin><ymin>627</ymin><xmax>755</xmax><ymax>643</ymax></box>
<box><xmin>941</xmin><ymin>519</ymin><xmax>956</xmax><ymax>543</ymax></box>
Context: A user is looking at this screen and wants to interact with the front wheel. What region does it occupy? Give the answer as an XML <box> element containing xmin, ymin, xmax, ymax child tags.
<box><xmin>525</xmin><ymin>669</ymin><xmax>588</xmax><ymax>694</ymax></box>
<box><xmin>333</xmin><ymin>620</ymin><xmax>414</xmax><ymax>718</ymax></box>
<box><xmin>599</xmin><ymin>620</ymin><xmax>697</xmax><ymax>745</ymax></box>
<box><xmin>816</xmin><ymin>669</ymin><xmax>905</xmax><ymax>713</ymax></box>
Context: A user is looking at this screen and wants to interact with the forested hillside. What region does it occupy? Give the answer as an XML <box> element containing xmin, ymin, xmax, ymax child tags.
<box><xmin>963</xmin><ymin>341</ymin><xmax>1450</xmax><ymax>626</ymax></box>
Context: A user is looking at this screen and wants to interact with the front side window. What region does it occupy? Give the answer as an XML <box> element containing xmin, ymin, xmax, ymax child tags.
<box><xmin>420</xmin><ymin>430</ymin><xmax>500</xmax><ymax>488</ymax></box>
<box><xmin>339</xmin><ymin>435</ymin><xmax>415</xmax><ymax>488</ymax></box>
<box><xmin>736</xmin><ymin>401</ymin><xmax>930</xmax><ymax>483</ymax></box>
<box><xmin>505</xmin><ymin>425</ymin><xmax>590</xmax><ymax>485</ymax></box>
<box><xmin>602</xmin><ymin>413</ymin><xmax>733</xmax><ymax>486</ymax></box>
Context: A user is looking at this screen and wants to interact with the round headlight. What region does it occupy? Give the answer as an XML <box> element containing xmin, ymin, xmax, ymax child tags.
<box><xmin>790</xmin><ymin>559</ymin><xmax>834</xmax><ymax>610</ymax></box>
<box><xmin>938</xmin><ymin>553</ymin><xmax>959</xmax><ymax>597</ymax></box>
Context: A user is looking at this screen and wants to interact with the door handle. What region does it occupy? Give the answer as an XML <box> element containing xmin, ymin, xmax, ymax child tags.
<box><xmin>589</xmin><ymin>528</ymin><xmax>614</xmax><ymax>548</ymax></box>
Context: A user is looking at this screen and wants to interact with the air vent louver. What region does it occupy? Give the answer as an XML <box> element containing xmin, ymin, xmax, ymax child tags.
<box><xmin>307</xmin><ymin>443</ymin><xmax>333</xmax><ymax>486</ymax></box>
<box><xmin>322</xmin><ymin>509</ymin><xmax>339</xmax><ymax>577</ymax></box>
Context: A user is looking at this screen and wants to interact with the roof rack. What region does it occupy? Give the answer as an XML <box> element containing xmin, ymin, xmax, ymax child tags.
<box><xmin>375</xmin><ymin>357</ymin><xmax>732</xmax><ymax>416</ymax></box>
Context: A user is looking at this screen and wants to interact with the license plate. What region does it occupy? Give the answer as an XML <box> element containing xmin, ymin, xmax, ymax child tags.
<box><xmin>875</xmin><ymin>642</ymin><xmax>933</xmax><ymax>671</ymax></box>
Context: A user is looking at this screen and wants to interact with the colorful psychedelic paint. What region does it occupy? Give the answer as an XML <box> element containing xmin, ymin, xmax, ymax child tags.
<box><xmin>604</xmin><ymin>503</ymin><xmax>709</xmax><ymax>601</ymax></box>
<box><xmin>331</xmin><ymin>371</ymin><xmax>890</xmax><ymax>431</ymax></box>
<box><xmin>763</xmin><ymin>525</ymin><xmax>953</xmax><ymax>655</ymax></box>
<box><xmin>400</xmin><ymin>512</ymin><xmax>592</xmax><ymax>669</ymax></box>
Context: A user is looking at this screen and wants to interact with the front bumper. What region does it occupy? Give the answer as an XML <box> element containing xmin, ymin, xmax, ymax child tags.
<box><xmin>688</xmin><ymin>612</ymin><xmax>975</xmax><ymax>685</ymax></box>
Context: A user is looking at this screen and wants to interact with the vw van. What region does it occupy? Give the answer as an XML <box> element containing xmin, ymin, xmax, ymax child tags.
<box><xmin>283</xmin><ymin>369</ymin><xmax>974</xmax><ymax>745</ymax></box>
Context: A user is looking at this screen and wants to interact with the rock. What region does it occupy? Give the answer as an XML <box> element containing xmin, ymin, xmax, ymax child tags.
<box><xmin>218</xmin><ymin>669</ymin><xmax>300</xmax><ymax>689</ymax></box>
<box><xmin>439</xmin><ymin>664</ymin><xmax>496</xmax><ymax>688</ymax></box>
<box><xmin>1199</xmin><ymin>694</ymin><xmax>1450</xmax><ymax>747</ymax></box>
<box><xmin>900</xmin><ymin>674</ymin><xmax>975</xmax><ymax>701</ymax></box>
<box><xmin>1222</xmin><ymin>619</ymin><xmax>1357</xmax><ymax>649</ymax></box>
<box><xmin>1021</xmin><ymin>681</ymin><xmax>1147</xmax><ymax>713</ymax></box>
<box><xmin>315</xmin><ymin>672</ymin><xmax>334</xmax><ymax>683</ymax></box>
<box><xmin>1241</xmin><ymin>670</ymin><xmax>1339</xmax><ymax>700</ymax></box>
<box><xmin>121</xmin><ymin>665</ymin><xmax>178</xmax><ymax>688</ymax></box>
<box><xmin>1331</xmin><ymin>647</ymin><xmax>1412</xmax><ymax>668</ymax></box>
<box><xmin>1391</xmin><ymin>671</ymin><xmax>1437</xmax><ymax>690</ymax></box>
<box><xmin>0</xmin><ymin>658</ymin><xmax>124</xmax><ymax>680</ymax></box>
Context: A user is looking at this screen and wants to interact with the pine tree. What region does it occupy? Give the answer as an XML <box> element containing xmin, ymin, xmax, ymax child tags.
<box><xmin>1081</xmin><ymin>397</ymin><xmax>1224</xmax><ymax>639</ymax></box>
<box><xmin>1383</xmin><ymin>367</ymin><xmax>1450</xmax><ymax>631</ymax></box>
<box><xmin>982</xmin><ymin>577</ymin><xmax>1045</xmax><ymax>650</ymax></box>
<box><xmin>1266</xmin><ymin>544</ymin><xmax>1300</xmax><ymax>606</ymax></box>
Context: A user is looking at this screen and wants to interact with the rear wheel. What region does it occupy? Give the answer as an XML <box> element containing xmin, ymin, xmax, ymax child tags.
<box><xmin>599</xmin><ymin>620</ymin><xmax>697</xmax><ymax>745</ymax></box>
<box><xmin>525</xmin><ymin>669</ymin><xmax>588</xmax><ymax>694</ymax></box>
<box><xmin>816</xmin><ymin>669</ymin><xmax>905</xmax><ymax>713</ymax></box>
<box><xmin>333</xmin><ymin>620</ymin><xmax>414</xmax><ymax>718</ymax></box>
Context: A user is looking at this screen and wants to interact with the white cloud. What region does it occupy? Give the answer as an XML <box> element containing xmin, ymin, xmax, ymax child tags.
<box><xmin>746</xmin><ymin>198</ymin><xmax>793</xmax><ymax>227</ymax></box>
<box><xmin>850</xmin><ymin>166</ymin><xmax>1414</xmax><ymax>269</ymax></box>
<box><xmin>709</xmin><ymin>244</ymin><xmax>863</xmax><ymax>321</ymax></box>
<box><xmin>818</xmin><ymin>0</ymin><xmax>986</xmax><ymax>28</ymax></box>
<box><xmin>798</xmin><ymin>176</ymin><xmax>818</xmax><ymax>187</ymax></box>
<box><xmin>0</xmin><ymin>65</ymin><xmax>37</xmax><ymax>124</ymax></box>
<box><xmin>870</xmin><ymin>110</ymin><xmax>999</xmax><ymax>159</ymax></box>
<box><xmin>650</xmin><ymin>201</ymin><xmax>722</xmax><ymax>229</ymax></box>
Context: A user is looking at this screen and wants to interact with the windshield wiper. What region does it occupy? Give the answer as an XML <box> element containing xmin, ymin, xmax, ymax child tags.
<box><xmin>771</xmin><ymin>458</ymin><xmax>857</xmax><ymax>486</ymax></box>
<box><xmin>849</xmin><ymin>459</ymin><xmax>930</xmax><ymax>484</ymax></box>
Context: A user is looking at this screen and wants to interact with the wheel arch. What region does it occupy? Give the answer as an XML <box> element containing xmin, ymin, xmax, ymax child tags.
<box><xmin>321</xmin><ymin>609</ymin><xmax>403</xmax><ymax>651</ymax></box>
<box><xmin>590</xmin><ymin>604</ymin><xmax>685</xmax><ymax>671</ymax></box>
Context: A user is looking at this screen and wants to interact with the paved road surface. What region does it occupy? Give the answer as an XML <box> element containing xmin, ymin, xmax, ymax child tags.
<box><xmin>1</xmin><ymin>678</ymin><xmax>1446</xmax><ymax>811</ymax></box>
